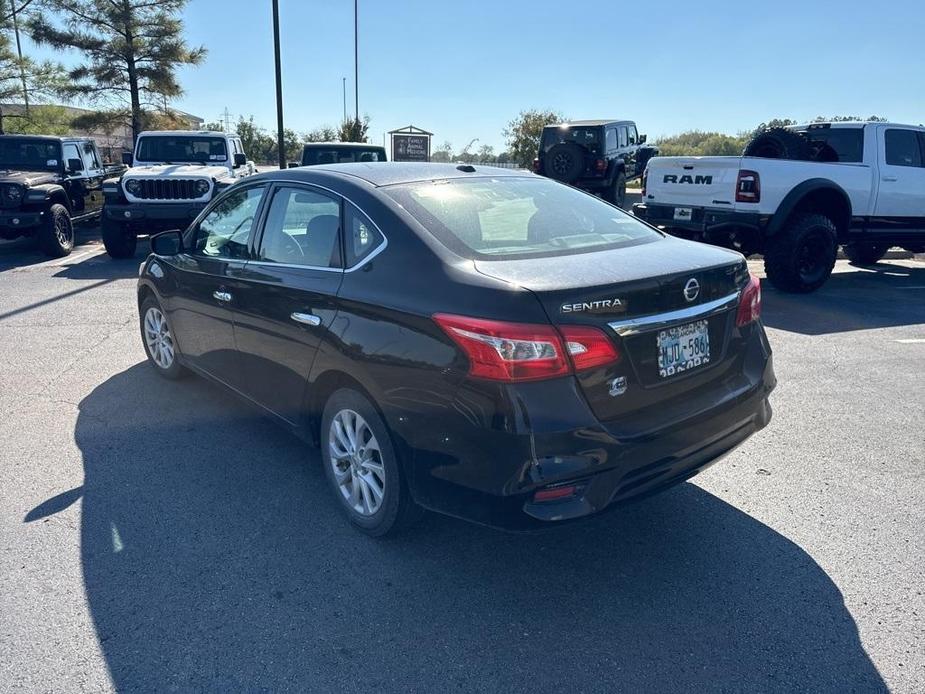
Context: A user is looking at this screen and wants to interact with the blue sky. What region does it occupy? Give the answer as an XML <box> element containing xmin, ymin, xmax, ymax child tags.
<box><xmin>23</xmin><ymin>0</ymin><xmax>925</xmax><ymax>151</ymax></box>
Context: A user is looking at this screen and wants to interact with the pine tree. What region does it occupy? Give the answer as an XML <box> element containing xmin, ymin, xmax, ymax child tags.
<box><xmin>29</xmin><ymin>0</ymin><xmax>205</xmax><ymax>142</ymax></box>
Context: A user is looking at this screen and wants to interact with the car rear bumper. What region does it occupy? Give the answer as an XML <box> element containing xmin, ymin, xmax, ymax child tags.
<box><xmin>399</xmin><ymin>334</ymin><xmax>775</xmax><ymax>531</ymax></box>
<box><xmin>104</xmin><ymin>202</ymin><xmax>206</xmax><ymax>225</ymax></box>
<box><xmin>633</xmin><ymin>202</ymin><xmax>766</xmax><ymax>236</ymax></box>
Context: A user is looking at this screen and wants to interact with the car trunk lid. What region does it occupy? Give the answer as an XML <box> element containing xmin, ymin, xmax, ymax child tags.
<box><xmin>644</xmin><ymin>156</ymin><xmax>742</xmax><ymax>208</ymax></box>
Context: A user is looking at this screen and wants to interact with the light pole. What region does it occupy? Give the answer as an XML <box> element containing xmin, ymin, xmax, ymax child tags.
<box><xmin>272</xmin><ymin>0</ymin><xmax>286</xmax><ymax>169</ymax></box>
<box><xmin>354</xmin><ymin>0</ymin><xmax>359</xmax><ymax>124</ymax></box>
<box><xmin>342</xmin><ymin>77</ymin><xmax>347</xmax><ymax>124</ymax></box>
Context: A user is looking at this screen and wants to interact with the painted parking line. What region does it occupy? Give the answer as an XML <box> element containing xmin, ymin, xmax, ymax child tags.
<box><xmin>894</xmin><ymin>339</ymin><xmax>925</xmax><ymax>344</ymax></box>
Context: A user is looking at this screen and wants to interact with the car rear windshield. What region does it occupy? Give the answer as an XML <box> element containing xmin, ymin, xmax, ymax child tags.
<box><xmin>0</xmin><ymin>138</ymin><xmax>62</xmax><ymax>171</ymax></box>
<box><xmin>541</xmin><ymin>126</ymin><xmax>601</xmax><ymax>152</ymax></box>
<box><xmin>302</xmin><ymin>147</ymin><xmax>386</xmax><ymax>165</ymax></box>
<box><xmin>383</xmin><ymin>176</ymin><xmax>661</xmax><ymax>260</ymax></box>
<box><xmin>136</xmin><ymin>136</ymin><xmax>227</xmax><ymax>163</ymax></box>
<box><xmin>795</xmin><ymin>127</ymin><xmax>865</xmax><ymax>163</ymax></box>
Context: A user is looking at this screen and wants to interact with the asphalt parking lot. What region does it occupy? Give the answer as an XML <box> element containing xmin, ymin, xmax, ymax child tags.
<box><xmin>1</xmin><ymin>225</ymin><xmax>923</xmax><ymax>693</ymax></box>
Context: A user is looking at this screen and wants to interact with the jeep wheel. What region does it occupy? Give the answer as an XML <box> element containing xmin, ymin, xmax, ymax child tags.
<box><xmin>38</xmin><ymin>204</ymin><xmax>74</xmax><ymax>257</ymax></box>
<box><xmin>605</xmin><ymin>171</ymin><xmax>627</xmax><ymax>209</ymax></box>
<box><xmin>764</xmin><ymin>213</ymin><xmax>837</xmax><ymax>293</ymax></box>
<box><xmin>544</xmin><ymin>143</ymin><xmax>585</xmax><ymax>183</ymax></box>
<box><xmin>844</xmin><ymin>242</ymin><xmax>889</xmax><ymax>265</ymax></box>
<box><xmin>102</xmin><ymin>216</ymin><xmax>137</xmax><ymax>259</ymax></box>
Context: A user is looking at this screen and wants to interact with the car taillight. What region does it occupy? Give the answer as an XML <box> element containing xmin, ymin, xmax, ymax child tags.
<box><xmin>532</xmin><ymin>158</ymin><xmax>541</xmax><ymax>173</ymax></box>
<box><xmin>433</xmin><ymin>314</ymin><xmax>619</xmax><ymax>382</ymax></box>
<box><xmin>736</xmin><ymin>170</ymin><xmax>760</xmax><ymax>203</ymax></box>
<box><xmin>641</xmin><ymin>168</ymin><xmax>648</xmax><ymax>197</ymax></box>
<box><xmin>594</xmin><ymin>158</ymin><xmax>607</xmax><ymax>173</ymax></box>
<box><xmin>736</xmin><ymin>274</ymin><xmax>761</xmax><ymax>327</ymax></box>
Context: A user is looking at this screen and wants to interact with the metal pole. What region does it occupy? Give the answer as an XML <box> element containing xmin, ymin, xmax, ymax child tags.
<box><xmin>342</xmin><ymin>77</ymin><xmax>347</xmax><ymax>124</ymax></box>
<box><xmin>10</xmin><ymin>0</ymin><xmax>29</xmax><ymax>113</ymax></box>
<box><xmin>354</xmin><ymin>0</ymin><xmax>359</xmax><ymax>124</ymax></box>
<box><xmin>272</xmin><ymin>0</ymin><xmax>286</xmax><ymax>169</ymax></box>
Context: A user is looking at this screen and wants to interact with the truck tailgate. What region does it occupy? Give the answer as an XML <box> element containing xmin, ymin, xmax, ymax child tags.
<box><xmin>645</xmin><ymin>156</ymin><xmax>743</xmax><ymax>207</ymax></box>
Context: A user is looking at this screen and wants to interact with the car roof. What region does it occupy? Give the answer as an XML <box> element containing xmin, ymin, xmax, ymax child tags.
<box><xmin>0</xmin><ymin>134</ymin><xmax>81</xmax><ymax>142</ymax></box>
<box><xmin>545</xmin><ymin>119</ymin><xmax>630</xmax><ymax>128</ymax></box>
<box><xmin>303</xmin><ymin>142</ymin><xmax>386</xmax><ymax>149</ymax></box>
<box><xmin>281</xmin><ymin>162</ymin><xmax>531</xmax><ymax>187</ymax></box>
<box><xmin>136</xmin><ymin>130</ymin><xmax>236</xmax><ymax>137</ymax></box>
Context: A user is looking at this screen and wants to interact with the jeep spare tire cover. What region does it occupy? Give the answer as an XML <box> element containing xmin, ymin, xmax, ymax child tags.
<box><xmin>545</xmin><ymin>143</ymin><xmax>585</xmax><ymax>183</ymax></box>
<box><xmin>743</xmin><ymin>127</ymin><xmax>812</xmax><ymax>160</ymax></box>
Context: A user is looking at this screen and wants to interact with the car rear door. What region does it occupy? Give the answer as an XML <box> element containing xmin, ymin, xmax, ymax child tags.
<box><xmin>872</xmin><ymin>127</ymin><xmax>925</xmax><ymax>233</ymax></box>
<box><xmin>231</xmin><ymin>183</ymin><xmax>345</xmax><ymax>424</ymax></box>
<box><xmin>168</xmin><ymin>183</ymin><xmax>267</xmax><ymax>387</ymax></box>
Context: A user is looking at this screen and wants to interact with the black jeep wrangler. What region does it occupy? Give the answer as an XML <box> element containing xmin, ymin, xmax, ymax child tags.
<box><xmin>533</xmin><ymin>120</ymin><xmax>658</xmax><ymax>208</ymax></box>
<box><xmin>0</xmin><ymin>134</ymin><xmax>122</xmax><ymax>256</ymax></box>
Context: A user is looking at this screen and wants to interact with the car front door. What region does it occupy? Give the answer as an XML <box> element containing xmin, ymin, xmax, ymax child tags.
<box><xmin>232</xmin><ymin>184</ymin><xmax>345</xmax><ymax>424</ymax></box>
<box><xmin>167</xmin><ymin>183</ymin><xmax>267</xmax><ymax>387</ymax></box>
<box><xmin>872</xmin><ymin>127</ymin><xmax>925</xmax><ymax>233</ymax></box>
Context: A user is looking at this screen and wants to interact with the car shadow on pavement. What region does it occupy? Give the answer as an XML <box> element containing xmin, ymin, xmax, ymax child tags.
<box><xmin>761</xmin><ymin>261</ymin><xmax>925</xmax><ymax>335</ymax></box>
<box><xmin>56</xmin><ymin>363</ymin><xmax>885</xmax><ymax>692</ymax></box>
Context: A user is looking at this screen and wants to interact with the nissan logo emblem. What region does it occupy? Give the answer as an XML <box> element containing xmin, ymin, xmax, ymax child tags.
<box><xmin>683</xmin><ymin>278</ymin><xmax>700</xmax><ymax>302</ymax></box>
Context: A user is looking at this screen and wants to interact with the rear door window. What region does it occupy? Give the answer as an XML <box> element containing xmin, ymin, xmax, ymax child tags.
<box><xmin>885</xmin><ymin>129</ymin><xmax>923</xmax><ymax>167</ymax></box>
<box><xmin>344</xmin><ymin>203</ymin><xmax>384</xmax><ymax>267</ymax></box>
<box><xmin>605</xmin><ymin>128</ymin><xmax>617</xmax><ymax>150</ymax></box>
<box><xmin>618</xmin><ymin>126</ymin><xmax>628</xmax><ymax>148</ymax></box>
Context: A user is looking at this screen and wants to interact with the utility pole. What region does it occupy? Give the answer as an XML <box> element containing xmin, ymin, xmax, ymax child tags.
<box><xmin>220</xmin><ymin>107</ymin><xmax>232</xmax><ymax>132</ymax></box>
<box><xmin>272</xmin><ymin>0</ymin><xmax>286</xmax><ymax>169</ymax></box>
<box><xmin>354</xmin><ymin>0</ymin><xmax>359</xmax><ymax>123</ymax></box>
<box><xmin>10</xmin><ymin>0</ymin><xmax>29</xmax><ymax>114</ymax></box>
<box><xmin>342</xmin><ymin>77</ymin><xmax>347</xmax><ymax>124</ymax></box>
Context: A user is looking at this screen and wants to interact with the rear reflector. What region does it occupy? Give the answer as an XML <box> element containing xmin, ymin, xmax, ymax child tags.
<box><xmin>736</xmin><ymin>274</ymin><xmax>762</xmax><ymax>326</ymax></box>
<box><xmin>533</xmin><ymin>485</ymin><xmax>577</xmax><ymax>502</ymax></box>
<box><xmin>433</xmin><ymin>314</ymin><xmax>619</xmax><ymax>382</ymax></box>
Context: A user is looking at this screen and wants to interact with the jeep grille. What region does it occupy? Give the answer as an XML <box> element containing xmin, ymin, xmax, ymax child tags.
<box><xmin>130</xmin><ymin>178</ymin><xmax>208</xmax><ymax>200</ymax></box>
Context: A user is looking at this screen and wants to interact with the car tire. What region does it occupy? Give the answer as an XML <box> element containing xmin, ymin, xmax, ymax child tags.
<box><xmin>139</xmin><ymin>296</ymin><xmax>185</xmax><ymax>380</ymax></box>
<box><xmin>764</xmin><ymin>213</ymin><xmax>837</xmax><ymax>293</ymax></box>
<box><xmin>102</xmin><ymin>216</ymin><xmax>137</xmax><ymax>259</ymax></box>
<box><xmin>844</xmin><ymin>242</ymin><xmax>889</xmax><ymax>265</ymax></box>
<box><xmin>743</xmin><ymin>127</ymin><xmax>812</xmax><ymax>160</ymax></box>
<box><xmin>38</xmin><ymin>203</ymin><xmax>74</xmax><ymax>257</ymax></box>
<box><xmin>544</xmin><ymin>143</ymin><xmax>585</xmax><ymax>183</ymax></box>
<box><xmin>321</xmin><ymin>388</ymin><xmax>421</xmax><ymax>537</ymax></box>
<box><xmin>605</xmin><ymin>171</ymin><xmax>627</xmax><ymax>209</ymax></box>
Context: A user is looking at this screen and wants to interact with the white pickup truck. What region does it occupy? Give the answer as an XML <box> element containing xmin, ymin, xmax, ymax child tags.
<box><xmin>633</xmin><ymin>122</ymin><xmax>925</xmax><ymax>292</ymax></box>
<box><xmin>101</xmin><ymin>130</ymin><xmax>254</xmax><ymax>258</ymax></box>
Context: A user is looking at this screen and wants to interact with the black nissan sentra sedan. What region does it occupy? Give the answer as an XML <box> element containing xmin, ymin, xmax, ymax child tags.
<box><xmin>138</xmin><ymin>163</ymin><xmax>775</xmax><ymax>535</ymax></box>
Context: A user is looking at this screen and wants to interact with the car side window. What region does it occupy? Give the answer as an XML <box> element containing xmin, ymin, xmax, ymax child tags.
<box><xmin>192</xmin><ymin>185</ymin><xmax>266</xmax><ymax>259</ymax></box>
<box><xmin>618</xmin><ymin>126</ymin><xmax>628</xmax><ymax>149</ymax></box>
<box><xmin>628</xmin><ymin>125</ymin><xmax>638</xmax><ymax>146</ymax></box>
<box><xmin>344</xmin><ymin>202</ymin><xmax>384</xmax><ymax>267</ymax></box>
<box><xmin>80</xmin><ymin>142</ymin><xmax>100</xmax><ymax>170</ymax></box>
<box><xmin>605</xmin><ymin>128</ymin><xmax>617</xmax><ymax>151</ymax></box>
<box><xmin>62</xmin><ymin>143</ymin><xmax>82</xmax><ymax>171</ymax></box>
<box><xmin>885</xmin><ymin>129</ymin><xmax>923</xmax><ymax>167</ymax></box>
<box><xmin>259</xmin><ymin>186</ymin><xmax>342</xmax><ymax>268</ymax></box>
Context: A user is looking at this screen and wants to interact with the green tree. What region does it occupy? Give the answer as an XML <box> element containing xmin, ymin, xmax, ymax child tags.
<box><xmin>430</xmin><ymin>140</ymin><xmax>453</xmax><ymax>163</ymax></box>
<box><xmin>338</xmin><ymin>115</ymin><xmax>370</xmax><ymax>143</ymax></box>
<box><xmin>503</xmin><ymin>109</ymin><xmax>564</xmax><ymax>167</ymax></box>
<box><xmin>203</xmin><ymin>120</ymin><xmax>223</xmax><ymax>132</ymax></box>
<box><xmin>655</xmin><ymin>130</ymin><xmax>748</xmax><ymax>157</ymax></box>
<box><xmin>476</xmin><ymin>144</ymin><xmax>496</xmax><ymax>163</ymax></box>
<box><xmin>305</xmin><ymin>125</ymin><xmax>337</xmax><ymax>142</ymax></box>
<box><xmin>29</xmin><ymin>0</ymin><xmax>205</xmax><ymax>143</ymax></box>
<box><xmin>4</xmin><ymin>104</ymin><xmax>72</xmax><ymax>135</ymax></box>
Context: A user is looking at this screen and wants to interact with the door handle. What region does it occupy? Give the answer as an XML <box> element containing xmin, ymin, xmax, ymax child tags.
<box><xmin>882</xmin><ymin>175</ymin><xmax>898</xmax><ymax>182</ymax></box>
<box><xmin>212</xmin><ymin>290</ymin><xmax>232</xmax><ymax>302</ymax></box>
<box><xmin>291</xmin><ymin>312</ymin><xmax>321</xmax><ymax>326</ymax></box>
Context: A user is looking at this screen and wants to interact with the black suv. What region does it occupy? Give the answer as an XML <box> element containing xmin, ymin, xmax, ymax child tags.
<box><xmin>290</xmin><ymin>142</ymin><xmax>387</xmax><ymax>168</ymax></box>
<box><xmin>534</xmin><ymin>120</ymin><xmax>658</xmax><ymax>208</ymax></box>
<box><xmin>0</xmin><ymin>134</ymin><xmax>123</xmax><ymax>256</ymax></box>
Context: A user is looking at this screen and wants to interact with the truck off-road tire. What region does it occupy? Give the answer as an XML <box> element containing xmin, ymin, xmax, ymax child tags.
<box><xmin>605</xmin><ymin>171</ymin><xmax>627</xmax><ymax>209</ymax></box>
<box><xmin>544</xmin><ymin>143</ymin><xmax>585</xmax><ymax>183</ymax></box>
<box><xmin>38</xmin><ymin>203</ymin><xmax>74</xmax><ymax>257</ymax></box>
<box><xmin>764</xmin><ymin>213</ymin><xmax>838</xmax><ymax>293</ymax></box>
<box><xmin>321</xmin><ymin>388</ymin><xmax>422</xmax><ymax>537</ymax></box>
<box><xmin>744</xmin><ymin>127</ymin><xmax>812</xmax><ymax>160</ymax></box>
<box><xmin>102</xmin><ymin>216</ymin><xmax>138</xmax><ymax>259</ymax></box>
<box><xmin>844</xmin><ymin>242</ymin><xmax>889</xmax><ymax>265</ymax></box>
<box><xmin>139</xmin><ymin>296</ymin><xmax>186</xmax><ymax>380</ymax></box>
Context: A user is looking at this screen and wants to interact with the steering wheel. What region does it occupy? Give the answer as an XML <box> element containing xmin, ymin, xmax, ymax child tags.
<box><xmin>276</xmin><ymin>232</ymin><xmax>305</xmax><ymax>259</ymax></box>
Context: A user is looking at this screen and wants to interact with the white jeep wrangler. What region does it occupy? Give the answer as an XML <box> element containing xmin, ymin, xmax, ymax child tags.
<box><xmin>101</xmin><ymin>130</ymin><xmax>253</xmax><ymax>258</ymax></box>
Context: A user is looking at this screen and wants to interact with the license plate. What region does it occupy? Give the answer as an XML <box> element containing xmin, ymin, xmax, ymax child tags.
<box><xmin>657</xmin><ymin>320</ymin><xmax>710</xmax><ymax>378</ymax></box>
<box><xmin>673</xmin><ymin>207</ymin><xmax>693</xmax><ymax>221</ymax></box>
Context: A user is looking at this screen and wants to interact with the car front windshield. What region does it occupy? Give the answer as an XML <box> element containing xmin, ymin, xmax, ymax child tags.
<box><xmin>384</xmin><ymin>176</ymin><xmax>661</xmax><ymax>260</ymax></box>
<box><xmin>136</xmin><ymin>136</ymin><xmax>227</xmax><ymax>163</ymax></box>
<box><xmin>0</xmin><ymin>139</ymin><xmax>62</xmax><ymax>171</ymax></box>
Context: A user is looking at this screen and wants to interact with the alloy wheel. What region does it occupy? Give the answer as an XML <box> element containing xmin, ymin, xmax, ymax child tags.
<box><xmin>328</xmin><ymin>409</ymin><xmax>386</xmax><ymax>516</ymax></box>
<box><xmin>143</xmin><ymin>306</ymin><xmax>175</xmax><ymax>369</ymax></box>
<box><xmin>55</xmin><ymin>216</ymin><xmax>73</xmax><ymax>248</ymax></box>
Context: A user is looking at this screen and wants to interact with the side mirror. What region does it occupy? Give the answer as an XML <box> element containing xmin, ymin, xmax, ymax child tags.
<box><xmin>67</xmin><ymin>158</ymin><xmax>84</xmax><ymax>174</ymax></box>
<box><xmin>150</xmin><ymin>229</ymin><xmax>183</xmax><ymax>256</ymax></box>
<box><xmin>233</xmin><ymin>152</ymin><xmax>247</xmax><ymax>167</ymax></box>
<box><xmin>288</xmin><ymin>161</ymin><xmax>300</xmax><ymax>169</ymax></box>
<box><xmin>639</xmin><ymin>134</ymin><xmax>647</xmax><ymax>144</ymax></box>
<box><xmin>121</xmin><ymin>151</ymin><xmax>133</xmax><ymax>166</ymax></box>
